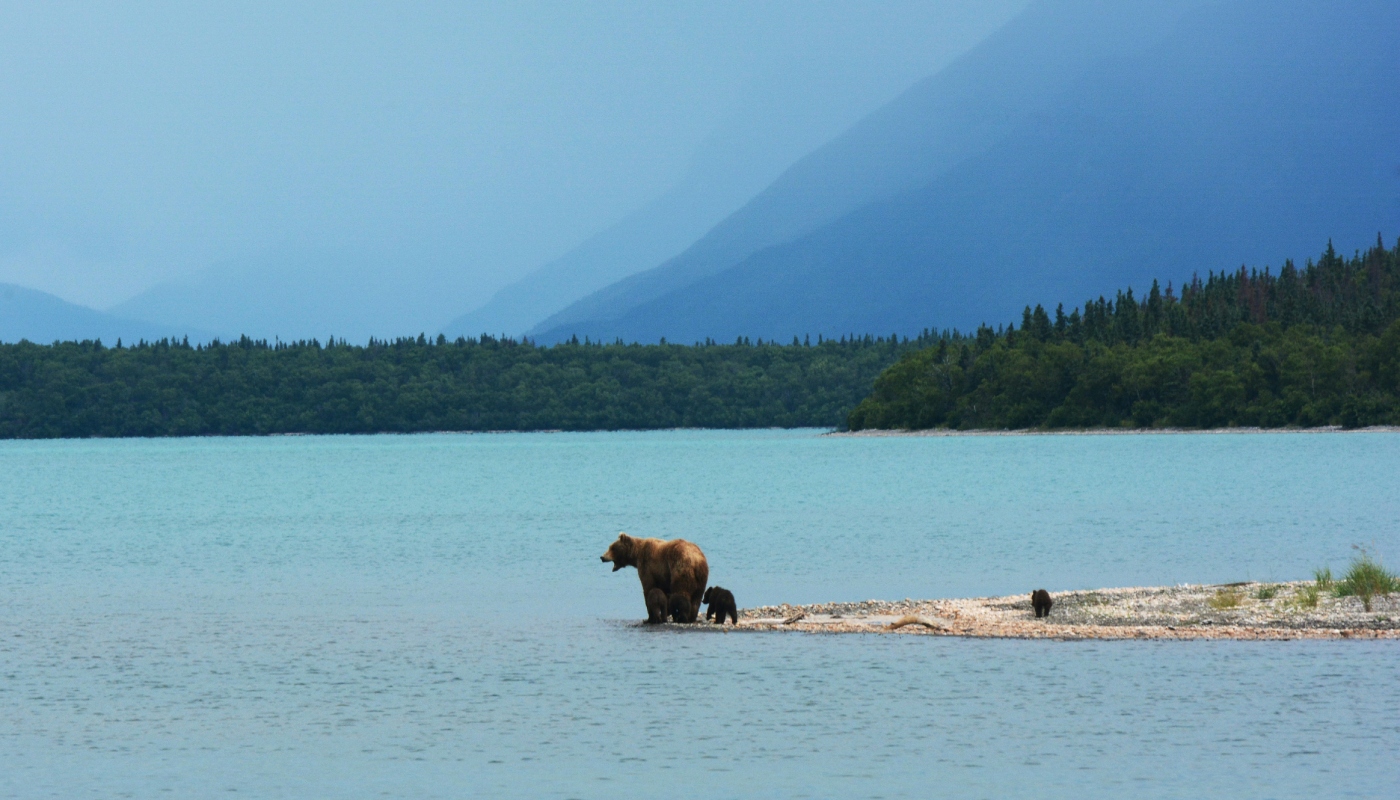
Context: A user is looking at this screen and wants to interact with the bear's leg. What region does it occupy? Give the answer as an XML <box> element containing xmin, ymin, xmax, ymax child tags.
<box><xmin>668</xmin><ymin>594</ymin><xmax>692</xmax><ymax>624</ymax></box>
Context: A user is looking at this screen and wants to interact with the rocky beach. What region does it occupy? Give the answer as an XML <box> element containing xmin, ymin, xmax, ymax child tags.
<box><xmin>662</xmin><ymin>582</ymin><xmax>1400</xmax><ymax>640</ymax></box>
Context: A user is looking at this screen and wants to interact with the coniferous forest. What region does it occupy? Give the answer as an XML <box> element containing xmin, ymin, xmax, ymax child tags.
<box><xmin>2</xmin><ymin>238</ymin><xmax>1397</xmax><ymax>438</ymax></box>
<box><xmin>0</xmin><ymin>332</ymin><xmax>918</xmax><ymax>437</ymax></box>
<box><xmin>848</xmin><ymin>237</ymin><xmax>1400</xmax><ymax>431</ymax></box>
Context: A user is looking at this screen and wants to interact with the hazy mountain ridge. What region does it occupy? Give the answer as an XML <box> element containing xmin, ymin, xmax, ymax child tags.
<box><xmin>439</xmin><ymin>128</ymin><xmax>779</xmax><ymax>339</ymax></box>
<box><xmin>109</xmin><ymin>247</ymin><xmax>460</xmax><ymax>344</ymax></box>
<box><xmin>0</xmin><ymin>283</ymin><xmax>210</xmax><ymax>345</ymax></box>
<box><xmin>534</xmin><ymin>0</ymin><xmax>1400</xmax><ymax>344</ymax></box>
<box><xmin>441</xmin><ymin>4</ymin><xmax>1039</xmax><ymax>340</ymax></box>
<box><xmin>530</xmin><ymin>0</ymin><xmax>1207</xmax><ymax>341</ymax></box>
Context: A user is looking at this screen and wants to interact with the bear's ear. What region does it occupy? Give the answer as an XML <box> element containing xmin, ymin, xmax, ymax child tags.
<box><xmin>617</xmin><ymin>532</ymin><xmax>630</xmax><ymax>541</ymax></box>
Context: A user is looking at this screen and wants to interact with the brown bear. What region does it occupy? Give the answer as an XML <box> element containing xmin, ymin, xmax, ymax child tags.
<box><xmin>703</xmin><ymin>586</ymin><xmax>738</xmax><ymax>625</ymax></box>
<box><xmin>600</xmin><ymin>532</ymin><xmax>708</xmax><ymax>623</ymax></box>
<box><xmin>645</xmin><ymin>588</ymin><xmax>669</xmax><ymax>624</ymax></box>
<box><xmin>1031</xmin><ymin>589</ymin><xmax>1053</xmax><ymax>618</ymax></box>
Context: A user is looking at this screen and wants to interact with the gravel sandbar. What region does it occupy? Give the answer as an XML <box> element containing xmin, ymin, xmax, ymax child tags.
<box><xmin>648</xmin><ymin>582</ymin><xmax>1400</xmax><ymax>640</ymax></box>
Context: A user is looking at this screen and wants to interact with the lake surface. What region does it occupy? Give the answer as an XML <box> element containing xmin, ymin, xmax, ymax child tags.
<box><xmin>2</xmin><ymin>429</ymin><xmax>1398</xmax><ymax>798</ymax></box>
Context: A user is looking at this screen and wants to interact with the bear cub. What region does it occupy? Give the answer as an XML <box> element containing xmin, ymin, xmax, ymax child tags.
<box><xmin>1031</xmin><ymin>589</ymin><xmax>1053</xmax><ymax>618</ymax></box>
<box><xmin>703</xmin><ymin>586</ymin><xmax>738</xmax><ymax>625</ymax></box>
<box><xmin>645</xmin><ymin>588</ymin><xmax>669</xmax><ymax>624</ymax></box>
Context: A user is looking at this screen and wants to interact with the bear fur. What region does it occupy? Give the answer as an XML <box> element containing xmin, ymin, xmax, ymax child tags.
<box><xmin>1031</xmin><ymin>589</ymin><xmax>1053</xmax><ymax>618</ymax></box>
<box><xmin>667</xmin><ymin>593</ymin><xmax>693</xmax><ymax>624</ymax></box>
<box><xmin>601</xmin><ymin>532</ymin><xmax>708</xmax><ymax>623</ymax></box>
<box><xmin>703</xmin><ymin>586</ymin><xmax>738</xmax><ymax>625</ymax></box>
<box><xmin>645</xmin><ymin>588</ymin><xmax>669</xmax><ymax>624</ymax></box>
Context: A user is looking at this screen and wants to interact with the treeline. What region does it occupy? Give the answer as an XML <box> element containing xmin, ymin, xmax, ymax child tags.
<box><xmin>6</xmin><ymin>238</ymin><xmax>1396</xmax><ymax>438</ymax></box>
<box><xmin>0</xmin><ymin>332</ymin><xmax>922</xmax><ymax>438</ymax></box>
<box><xmin>849</xmin><ymin>237</ymin><xmax>1400</xmax><ymax>431</ymax></box>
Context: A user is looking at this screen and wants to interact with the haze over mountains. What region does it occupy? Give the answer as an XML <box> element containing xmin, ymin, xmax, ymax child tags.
<box><xmin>522</xmin><ymin>0</ymin><xmax>1197</xmax><ymax>342</ymax></box>
<box><xmin>2</xmin><ymin>2</ymin><xmax>1025</xmax><ymax>344</ymax></box>
<box><xmin>528</xmin><ymin>0</ymin><xmax>1400</xmax><ymax>344</ymax></box>
<box><xmin>0</xmin><ymin>283</ymin><xmax>208</xmax><ymax>345</ymax></box>
<box><xmin>439</xmin><ymin>109</ymin><xmax>859</xmax><ymax>340</ymax></box>
<box><xmin>4</xmin><ymin>1</ymin><xmax>1396</xmax><ymax>346</ymax></box>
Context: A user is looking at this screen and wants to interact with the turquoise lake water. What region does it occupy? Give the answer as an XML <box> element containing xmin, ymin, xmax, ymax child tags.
<box><xmin>2</xmin><ymin>429</ymin><xmax>1398</xmax><ymax>798</ymax></box>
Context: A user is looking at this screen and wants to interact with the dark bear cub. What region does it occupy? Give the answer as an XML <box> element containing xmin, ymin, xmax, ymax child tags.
<box><xmin>645</xmin><ymin>588</ymin><xmax>669</xmax><ymax>624</ymax></box>
<box><xmin>1031</xmin><ymin>589</ymin><xmax>1053</xmax><ymax>618</ymax></box>
<box><xmin>703</xmin><ymin>586</ymin><xmax>738</xmax><ymax>625</ymax></box>
<box><xmin>667</xmin><ymin>593</ymin><xmax>694</xmax><ymax>624</ymax></box>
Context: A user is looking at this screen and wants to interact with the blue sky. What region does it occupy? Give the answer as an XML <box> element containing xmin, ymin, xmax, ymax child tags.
<box><xmin>0</xmin><ymin>1</ymin><xmax>1025</xmax><ymax>319</ymax></box>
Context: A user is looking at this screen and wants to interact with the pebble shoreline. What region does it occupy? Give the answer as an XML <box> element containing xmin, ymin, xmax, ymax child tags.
<box><xmin>647</xmin><ymin>582</ymin><xmax>1400</xmax><ymax>640</ymax></box>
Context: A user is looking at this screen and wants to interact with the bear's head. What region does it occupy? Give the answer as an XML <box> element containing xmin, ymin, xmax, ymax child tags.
<box><xmin>600</xmin><ymin>533</ymin><xmax>635</xmax><ymax>572</ymax></box>
<box><xmin>702</xmin><ymin>586</ymin><xmax>714</xmax><ymax>604</ymax></box>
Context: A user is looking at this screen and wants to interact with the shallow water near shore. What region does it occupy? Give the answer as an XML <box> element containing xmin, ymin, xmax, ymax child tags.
<box><xmin>2</xmin><ymin>429</ymin><xmax>1398</xmax><ymax>798</ymax></box>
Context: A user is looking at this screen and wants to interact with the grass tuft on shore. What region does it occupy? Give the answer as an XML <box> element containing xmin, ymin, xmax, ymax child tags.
<box><xmin>1209</xmin><ymin>588</ymin><xmax>1243</xmax><ymax>610</ymax></box>
<box><xmin>1254</xmin><ymin>584</ymin><xmax>1279</xmax><ymax>600</ymax></box>
<box><xmin>1314</xmin><ymin>567</ymin><xmax>1334</xmax><ymax>591</ymax></box>
<box><xmin>1292</xmin><ymin>583</ymin><xmax>1321</xmax><ymax>609</ymax></box>
<box><xmin>1334</xmin><ymin>549</ymin><xmax>1398</xmax><ymax>612</ymax></box>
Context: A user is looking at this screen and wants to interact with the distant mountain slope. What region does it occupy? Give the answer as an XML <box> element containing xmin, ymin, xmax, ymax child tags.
<box><xmin>440</xmin><ymin>3</ymin><xmax>1034</xmax><ymax>340</ymax></box>
<box><xmin>530</xmin><ymin>0</ymin><xmax>1206</xmax><ymax>340</ymax></box>
<box><xmin>440</xmin><ymin>143</ymin><xmax>764</xmax><ymax>339</ymax></box>
<box><xmin>110</xmin><ymin>247</ymin><xmax>441</xmax><ymax>343</ymax></box>
<box><xmin>0</xmin><ymin>283</ymin><xmax>208</xmax><ymax>344</ymax></box>
<box><xmin>535</xmin><ymin>0</ymin><xmax>1400</xmax><ymax>344</ymax></box>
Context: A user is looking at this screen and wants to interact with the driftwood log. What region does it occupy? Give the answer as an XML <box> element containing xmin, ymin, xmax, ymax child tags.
<box><xmin>887</xmin><ymin>615</ymin><xmax>947</xmax><ymax>631</ymax></box>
